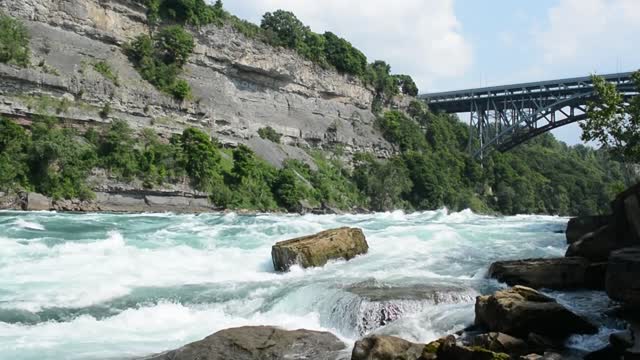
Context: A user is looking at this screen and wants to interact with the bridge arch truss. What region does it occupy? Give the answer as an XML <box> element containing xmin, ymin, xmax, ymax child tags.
<box><xmin>420</xmin><ymin>72</ymin><xmax>637</xmax><ymax>159</ymax></box>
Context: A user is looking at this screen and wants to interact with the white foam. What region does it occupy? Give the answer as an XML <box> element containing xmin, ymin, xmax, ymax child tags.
<box><xmin>13</xmin><ymin>219</ymin><xmax>45</xmax><ymax>231</ymax></box>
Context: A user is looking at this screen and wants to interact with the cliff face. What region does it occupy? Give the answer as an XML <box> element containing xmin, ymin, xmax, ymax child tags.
<box><xmin>0</xmin><ymin>0</ymin><xmax>394</xmax><ymax>171</ymax></box>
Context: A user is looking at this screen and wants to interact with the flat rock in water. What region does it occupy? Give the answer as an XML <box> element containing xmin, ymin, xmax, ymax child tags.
<box><xmin>271</xmin><ymin>227</ymin><xmax>368</xmax><ymax>271</ymax></box>
<box><xmin>474</xmin><ymin>286</ymin><xmax>598</xmax><ymax>341</ymax></box>
<box><xmin>488</xmin><ymin>257</ymin><xmax>603</xmax><ymax>290</ymax></box>
<box><xmin>141</xmin><ymin>326</ymin><xmax>347</xmax><ymax>360</ymax></box>
<box><xmin>339</xmin><ymin>281</ymin><xmax>477</xmax><ymax>335</ymax></box>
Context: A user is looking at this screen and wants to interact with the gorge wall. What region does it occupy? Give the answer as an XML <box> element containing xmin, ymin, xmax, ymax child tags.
<box><xmin>0</xmin><ymin>0</ymin><xmax>396</xmax><ymax>211</ymax></box>
<box><xmin>0</xmin><ymin>0</ymin><xmax>394</xmax><ymax>164</ymax></box>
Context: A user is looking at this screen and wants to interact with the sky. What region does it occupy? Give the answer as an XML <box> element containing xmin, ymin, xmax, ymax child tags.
<box><xmin>223</xmin><ymin>0</ymin><xmax>640</xmax><ymax>145</ymax></box>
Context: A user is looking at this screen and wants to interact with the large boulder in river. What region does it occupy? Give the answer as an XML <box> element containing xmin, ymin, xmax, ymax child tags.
<box><xmin>566</xmin><ymin>215</ymin><xmax>611</xmax><ymax>244</ymax></box>
<box><xmin>271</xmin><ymin>227</ymin><xmax>368</xmax><ymax>271</ymax></box>
<box><xmin>605</xmin><ymin>247</ymin><xmax>640</xmax><ymax>309</ymax></box>
<box><xmin>24</xmin><ymin>192</ymin><xmax>51</xmax><ymax>211</ymax></box>
<box><xmin>474</xmin><ymin>286</ymin><xmax>597</xmax><ymax>340</ymax></box>
<box><xmin>565</xmin><ymin>224</ymin><xmax>626</xmax><ymax>261</ymax></box>
<box><xmin>488</xmin><ymin>257</ymin><xmax>605</xmax><ymax>290</ymax></box>
<box><xmin>142</xmin><ymin>326</ymin><xmax>346</xmax><ymax>360</ymax></box>
<box><xmin>352</xmin><ymin>335</ymin><xmax>424</xmax><ymax>360</ymax></box>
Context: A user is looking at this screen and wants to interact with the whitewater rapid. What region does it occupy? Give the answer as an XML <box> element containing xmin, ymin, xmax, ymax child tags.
<box><xmin>0</xmin><ymin>209</ymin><xmax>621</xmax><ymax>359</ymax></box>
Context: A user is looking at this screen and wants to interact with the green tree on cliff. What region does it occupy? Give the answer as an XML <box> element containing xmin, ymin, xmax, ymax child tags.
<box><xmin>582</xmin><ymin>71</ymin><xmax>640</xmax><ymax>163</ymax></box>
<box><xmin>0</xmin><ymin>12</ymin><xmax>30</xmax><ymax>67</ymax></box>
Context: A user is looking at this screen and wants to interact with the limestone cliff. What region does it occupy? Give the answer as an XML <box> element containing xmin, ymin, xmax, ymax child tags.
<box><xmin>0</xmin><ymin>0</ymin><xmax>394</xmax><ymax>171</ymax></box>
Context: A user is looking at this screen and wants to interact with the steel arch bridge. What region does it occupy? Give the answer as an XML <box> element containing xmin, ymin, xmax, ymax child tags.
<box><xmin>419</xmin><ymin>72</ymin><xmax>637</xmax><ymax>159</ymax></box>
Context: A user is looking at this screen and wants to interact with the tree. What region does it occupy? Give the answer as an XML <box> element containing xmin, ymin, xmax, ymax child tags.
<box><xmin>98</xmin><ymin>119</ymin><xmax>139</xmax><ymax>179</ymax></box>
<box><xmin>323</xmin><ymin>32</ymin><xmax>367</xmax><ymax>76</ymax></box>
<box><xmin>582</xmin><ymin>71</ymin><xmax>640</xmax><ymax>163</ymax></box>
<box><xmin>0</xmin><ymin>12</ymin><xmax>30</xmax><ymax>67</ymax></box>
<box><xmin>261</xmin><ymin>10</ymin><xmax>309</xmax><ymax>49</ymax></box>
<box><xmin>155</xmin><ymin>25</ymin><xmax>195</xmax><ymax>66</ymax></box>
<box><xmin>0</xmin><ymin>117</ymin><xmax>30</xmax><ymax>190</ymax></box>
<box><xmin>394</xmin><ymin>75</ymin><xmax>419</xmax><ymax>96</ymax></box>
<box><xmin>180</xmin><ymin>128</ymin><xmax>223</xmax><ymax>192</ymax></box>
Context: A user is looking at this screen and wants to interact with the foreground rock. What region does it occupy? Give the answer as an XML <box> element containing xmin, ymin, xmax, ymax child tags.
<box><xmin>271</xmin><ymin>227</ymin><xmax>368</xmax><ymax>271</ymax></box>
<box><xmin>142</xmin><ymin>326</ymin><xmax>346</xmax><ymax>360</ymax></box>
<box><xmin>488</xmin><ymin>257</ymin><xmax>605</xmax><ymax>290</ymax></box>
<box><xmin>352</xmin><ymin>335</ymin><xmax>510</xmax><ymax>360</ymax></box>
<box><xmin>472</xmin><ymin>332</ymin><xmax>528</xmax><ymax>356</ymax></box>
<box><xmin>565</xmin><ymin>215</ymin><xmax>611</xmax><ymax>244</ymax></box>
<box><xmin>475</xmin><ymin>286</ymin><xmax>598</xmax><ymax>340</ymax></box>
<box><xmin>352</xmin><ymin>335</ymin><xmax>424</xmax><ymax>360</ymax></box>
<box><xmin>605</xmin><ymin>247</ymin><xmax>640</xmax><ymax>309</ymax></box>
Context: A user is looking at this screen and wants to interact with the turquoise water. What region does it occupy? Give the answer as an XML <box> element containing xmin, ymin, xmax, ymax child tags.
<box><xmin>0</xmin><ymin>210</ymin><xmax>617</xmax><ymax>359</ymax></box>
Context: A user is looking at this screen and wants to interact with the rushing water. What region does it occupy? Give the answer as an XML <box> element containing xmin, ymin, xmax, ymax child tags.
<box><xmin>0</xmin><ymin>209</ymin><xmax>624</xmax><ymax>359</ymax></box>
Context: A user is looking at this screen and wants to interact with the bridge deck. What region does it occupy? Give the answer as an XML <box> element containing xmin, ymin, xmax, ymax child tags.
<box><xmin>419</xmin><ymin>72</ymin><xmax>635</xmax><ymax>113</ymax></box>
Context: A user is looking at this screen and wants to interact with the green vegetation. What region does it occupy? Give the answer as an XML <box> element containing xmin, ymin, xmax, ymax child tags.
<box><xmin>93</xmin><ymin>61</ymin><xmax>120</xmax><ymax>86</ymax></box>
<box><xmin>0</xmin><ymin>12</ymin><xmax>30</xmax><ymax>67</ymax></box>
<box><xmin>583</xmin><ymin>71</ymin><xmax>640</xmax><ymax>164</ymax></box>
<box><xmin>127</xmin><ymin>25</ymin><xmax>194</xmax><ymax>100</ymax></box>
<box><xmin>145</xmin><ymin>0</ymin><xmax>225</xmax><ymax>26</ymax></box>
<box><xmin>257</xmin><ymin>126</ymin><xmax>282</xmax><ymax>143</ymax></box>
<box><xmin>0</xmin><ymin>108</ymin><xmax>628</xmax><ymax>215</ymax></box>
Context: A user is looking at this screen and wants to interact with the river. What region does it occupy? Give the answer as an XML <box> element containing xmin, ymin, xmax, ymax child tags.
<box><xmin>0</xmin><ymin>209</ymin><xmax>623</xmax><ymax>359</ymax></box>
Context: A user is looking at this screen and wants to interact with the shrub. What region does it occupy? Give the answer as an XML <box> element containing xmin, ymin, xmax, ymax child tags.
<box><xmin>0</xmin><ymin>12</ymin><xmax>30</xmax><ymax>67</ymax></box>
<box><xmin>127</xmin><ymin>26</ymin><xmax>194</xmax><ymax>100</ymax></box>
<box><xmin>257</xmin><ymin>126</ymin><xmax>281</xmax><ymax>143</ymax></box>
<box><xmin>28</xmin><ymin>116</ymin><xmax>96</xmax><ymax>200</ymax></box>
<box><xmin>0</xmin><ymin>117</ymin><xmax>31</xmax><ymax>190</ymax></box>
<box><xmin>180</xmin><ymin>127</ymin><xmax>225</xmax><ymax>192</ymax></box>
<box><xmin>323</xmin><ymin>32</ymin><xmax>367</xmax><ymax>76</ymax></box>
<box><xmin>377</xmin><ymin>110</ymin><xmax>429</xmax><ymax>152</ymax></box>
<box><xmin>394</xmin><ymin>74</ymin><xmax>419</xmax><ymax>96</ymax></box>
<box><xmin>93</xmin><ymin>61</ymin><xmax>120</xmax><ymax>86</ymax></box>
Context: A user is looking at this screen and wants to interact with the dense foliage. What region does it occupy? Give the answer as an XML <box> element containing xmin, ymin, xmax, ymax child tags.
<box><xmin>0</xmin><ymin>108</ymin><xmax>628</xmax><ymax>215</ymax></box>
<box><xmin>127</xmin><ymin>25</ymin><xmax>194</xmax><ymax>100</ymax></box>
<box><xmin>583</xmin><ymin>71</ymin><xmax>640</xmax><ymax>164</ymax></box>
<box><xmin>0</xmin><ymin>12</ymin><xmax>30</xmax><ymax>67</ymax></box>
<box><xmin>369</xmin><ymin>107</ymin><xmax>629</xmax><ymax>215</ymax></box>
<box><xmin>145</xmin><ymin>0</ymin><xmax>225</xmax><ymax>26</ymax></box>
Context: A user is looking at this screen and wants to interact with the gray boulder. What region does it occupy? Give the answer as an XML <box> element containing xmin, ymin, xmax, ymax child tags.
<box><xmin>474</xmin><ymin>286</ymin><xmax>598</xmax><ymax>340</ymax></box>
<box><xmin>565</xmin><ymin>225</ymin><xmax>621</xmax><ymax>261</ymax></box>
<box><xmin>25</xmin><ymin>192</ymin><xmax>51</xmax><ymax>211</ymax></box>
<box><xmin>488</xmin><ymin>257</ymin><xmax>601</xmax><ymax>290</ymax></box>
<box><xmin>566</xmin><ymin>215</ymin><xmax>611</xmax><ymax>244</ymax></box>
<box><xmin>605</xmin><ymin>247</ymin><xmax>640</xmax><ymax>309</ymax></box>
<box><xmin>142</xmin><ymin>326</ymin><xmax>347</xmax><ymax>360</ymax></box>
<box><xmin>271</xmin><ymin>227</ymin><xmax>369</xmax><ymax>271</ymax></box>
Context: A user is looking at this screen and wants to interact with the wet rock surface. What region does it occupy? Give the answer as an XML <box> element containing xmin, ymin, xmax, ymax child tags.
<box><xmin>352</xmin><ymin>335</ymin><xmax>425</xmax><ymax>360</ymax></box>
<box><xmin>340</xmin><ymin>281</ymin><xmax>477</xmax><ymax>335</ymax></box>
<box><xmin>606</xmin><ymin>247</ymin><xmax>640</xmax><ymax>309</ymax></box>
<box><xmin>474</xmin><ymin>286</ymin><xmax>598</xmax><ymax>340</ymax></box>
<box><xmin>141</xmin><ymin>326</ymin><xmax>347</xmax><ymax>360</ymax></box>
<box><xmin>488</xmin><ymin>257</ymin><xmax>602</xmax><ymax>290</ymax></box>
